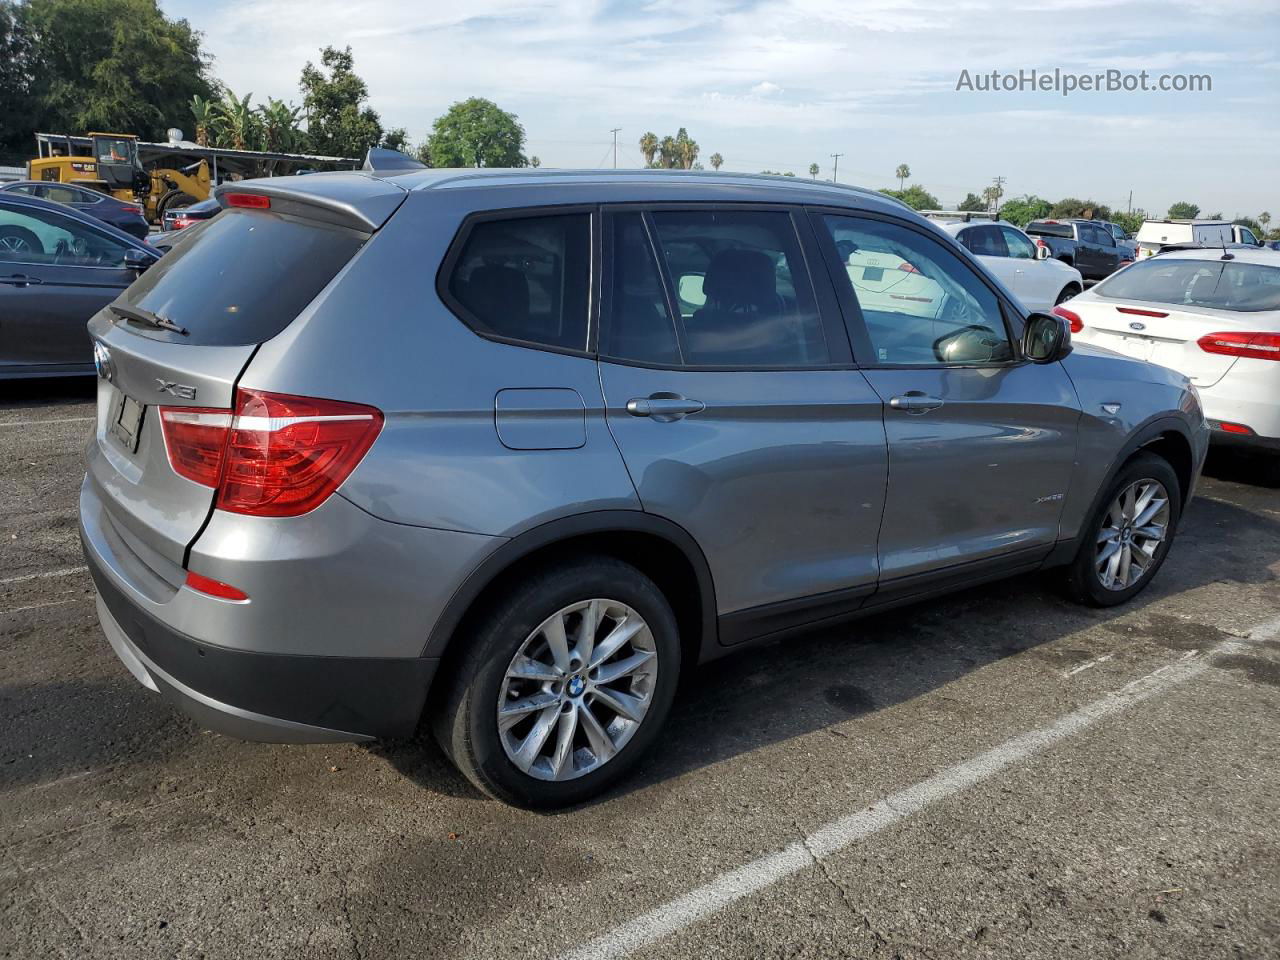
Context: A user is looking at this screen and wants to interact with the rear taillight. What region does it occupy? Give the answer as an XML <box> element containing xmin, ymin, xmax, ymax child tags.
<box><xmin>1035</xmin><ymin>237</ymin><xmax>1047</xmax><ymax>248</ymax></box>
<box><xmin>158</xmin><ymin>390</ymin><xmax>383</xmax><ymax>516</ymax></box>
<box><xmin>897</xmin><ymin>261</ymin><xmax>921</xmax><ymax>274</ymax></box>
<box><xmin>1051</xmin><ymin>305</ymin><xmax>1083</xmax><ymax>333</ymax></box>
<box><xmin>171</xmin><ymin>217</ymin><xmax>195</xmax><ymax>229</ymax></box>
<box><xmin>1197</xmin><ymin>332</ymin><xmax>1280</xmax><ymax>362</ymax></box>
<box><xmin>122</xmin><ymin>205</ymin><xmax>143</xmax><ymax>215</ymax></box>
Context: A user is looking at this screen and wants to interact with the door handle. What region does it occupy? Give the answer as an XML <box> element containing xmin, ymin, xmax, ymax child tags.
<box><xmin>0</xmin><ymin>274</ymin><xmax>43</xmax><ymax>287</ymax></box>
<box><xmin>889</xmin><ymin>393</ymin><xmax>944</xmax><ymax>414</ymax></box>
<box><xmin>626</xmin><ymin>394</ymin><xmax>706</xmax><ymax>421</ymax></box>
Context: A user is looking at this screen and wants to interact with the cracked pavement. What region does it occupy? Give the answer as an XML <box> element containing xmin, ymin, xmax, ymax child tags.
<box><xmin>2</xmin><ymin>380</ymin><xmax>1279</xmax><ymax>960</ymax></box>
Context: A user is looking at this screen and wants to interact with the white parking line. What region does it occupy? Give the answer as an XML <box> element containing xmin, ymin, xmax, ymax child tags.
<box><xmin>0</xmin><ymin>417</ymin><xmax>94</xmax><ymax>428</ymax></box>
<box><xmin>1</xmin><ymin>598</ymin><xmax>88</xmax><ymax>616</ymax></box>
<box><xmin>557</xmin><ymin>615</ymin><xmax>1280</xmax><ymax>960</ymax></box>
<box><xmin>1064</xmin><ymin>652</ymin><xmax>1114</xmax><ymax>676</ymax></box>
<box><xmin>0</xmin><ymin>567</ymin><xmax>88</xmax><ymax>586</ymax></box>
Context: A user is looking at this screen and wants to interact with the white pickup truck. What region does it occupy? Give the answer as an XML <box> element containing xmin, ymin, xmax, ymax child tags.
<box><xmin>1135</xmin><ymin>219</ymin><xmax>1261</xmax><ymax>257</ymax></box>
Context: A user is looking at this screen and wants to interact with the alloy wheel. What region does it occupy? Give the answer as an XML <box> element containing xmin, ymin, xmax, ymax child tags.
<box><xmin>497</xmin><ymin>599</ymin><xmax>658</xmax><ymax>781</ymax></box>
<box><xmin>1095</xmin><ymin>478</ymin><xmax>1171</xmax><ymax>591</ymax></box>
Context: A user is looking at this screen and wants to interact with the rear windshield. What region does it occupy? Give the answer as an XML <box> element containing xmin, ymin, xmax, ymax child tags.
<box><xmin>1025</xmin><ymin>222</ymin><xmax>1072</xmax><ymax>238</ymax></box>
<box><xmin>119</xmin><ymin>208</ymin><xmax>365</xmax><ymax>345</ymax></box>
<box><xmin>1095</xmin><ymin>258</ymin><xmax>1280</xmax><ymax>313</ymax></box>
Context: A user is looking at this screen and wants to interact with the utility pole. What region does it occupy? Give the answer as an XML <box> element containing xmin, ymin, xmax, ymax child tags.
<box><xmin>1127</xmin><ymin>190</ymin><xmax>1133</xmax><ymax>215</ymax></box>
<box><xmin>830</xmin><ymin>153</ymin><xmax>843</xmax><ymax>183</ymax></box>
<box><xmin>989</xmin><ymin>175</ymin><xmax>1006</xmax><ymax>215</ymax></box>
<box><xmin>610</xmin><ymin>128</ymin><xmax>621</xmax><ymax>169</ymax></box>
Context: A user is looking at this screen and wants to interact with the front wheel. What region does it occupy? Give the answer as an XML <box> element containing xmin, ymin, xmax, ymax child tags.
<box><xmin>433</xmin><ymin>557</ymin><xmax>681</xmax><ymax>808</ymax></box>
<box><xmin>1063</xmin><ymin>452</ymin><xmax>1181</xmax><ymax>606</ymax></box>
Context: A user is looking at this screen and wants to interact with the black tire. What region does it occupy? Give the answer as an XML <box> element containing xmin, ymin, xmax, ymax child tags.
<box><xmin>1063</xmin><ymin>452</ymin><xmax>1182</xmax><ymax>606</ymax></box>
<box><xmin>157</xmin><ymin>190</ymin><xmax>197</xmax><ymax>222</ymax></box>
<box><xmin>0</xmin><ymin>225</ymin><xmax>42</xmax><ymax>257</ymax></box>
<box><xmin>433</xmin><ymin>556</ymin><xmax>681</xmax><ymax>808</ymax></box>
<box><xmin>1055</xmin><ymin>284</ymin><xmax>1081</xmax><ymax>305</ymax></box>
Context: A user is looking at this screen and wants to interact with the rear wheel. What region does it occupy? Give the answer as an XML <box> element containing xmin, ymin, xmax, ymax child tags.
<box><xmin>0</xmin><ymin>225</ymin><xmax>41</xmax><ymax>256</ymax></box>
<box><xmin>433</xmin><ymin>556</ymin><xmax>681</xmax><ymax>808</ymax></box>
<box><xmin>1064</xmin><ymin>452</ymin><xmax>1181</xmax><ymax>606</ymax></box>
<box><xmin>157</xmin><ymin>190</ymin><xmax>197</xmax><ymax>223</ymax></box>
<box><xmin>1055</xmin><ymin>283</ymin><xmax>1081</xmax><ymax>304</ymax></box>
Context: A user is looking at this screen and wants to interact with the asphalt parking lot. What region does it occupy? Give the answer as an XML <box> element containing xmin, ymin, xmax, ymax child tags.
<box><xmin>2</xmin><ymin>379</ymin><xmax>1279</xmax><ymax>960</ymax></box>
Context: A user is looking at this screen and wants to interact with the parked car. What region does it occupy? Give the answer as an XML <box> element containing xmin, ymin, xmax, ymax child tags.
<box><xmin>1264</xmin><ymin>240</ymin><xmax>1280</xmax><ymax>252</ymax></box>
<box><xmin>0</xmin><ymin>180</ymin><xmax>150</xmax><ymax>240</ymax></box>
<box><xmin>1062</xmin><ymin>248</ymin><xmax>1280</xmax><ymax>477</ymax></box>
<box><xmin>1</xmin><ymin>192</ymin><xmax>159</xmax><ymax>378</ymax></box>
<box><xmin>161</xmin><ymin>197</ymin><xmax>219</xmax><ymax>232</ymax></box>
<box><xmin>1025</xmin><ymin>219</ymin><xmax>1129</xmax><ymax>281</ymax></box>
<box><xmin>80</xmin><ymin>170</ymin><xmax>1208</xmax><ymax>808</ymax></box>
<box><xmin>939</xmin><ymin>219</ymin><xmax>1084</xmax><ymax>311</ymax></box>
<box><xmin>1135</xmin><ymin>220</ymin><xmax>1262</xmax><ymax>259</ymax></box>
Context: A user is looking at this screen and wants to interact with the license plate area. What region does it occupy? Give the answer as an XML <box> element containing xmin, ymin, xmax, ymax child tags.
<box><xmin>108</xmin><ymin>388</ymin><xmax>145</xmax><ymax>453</ymax></box>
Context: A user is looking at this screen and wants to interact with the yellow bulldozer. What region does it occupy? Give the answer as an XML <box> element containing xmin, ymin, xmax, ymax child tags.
<box><xmin>29</xmin><ymin>132</ymin><xmax>212</xmax><ymax>224</ymax></box>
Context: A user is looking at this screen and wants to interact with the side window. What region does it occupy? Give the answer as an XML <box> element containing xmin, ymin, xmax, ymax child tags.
<box><xmin>823</xmin><ymin>214</ymin><xmax>1014</xmax><ymax>367</ymax></box>
<box><xmin>44</xmin><ymin>186</ymin><xmax>79</xmax><ymax>204</ymax></box>
<box><xmin>1241</xmin><ymin>228</ymin><xmax>1257</xmax><ymax>245</ymax></box>
<box><xmin>446</xmin><ymin>213</ymin><xmax>591</xmax><ymax>351</ymax></box>
<box><xmin>8</xmin><ymin>184</ymin><xmax>38</xmax><ymax>196</ymax></box>
<box><xmin>0</xmin><ymin>205</ymin><xmax>130</xmax><ymax>267</ymax></box>
<box><xmin>646</xmin><ymin>209</ymin><xmax>829</xmax><ymax>367</ymax></box>
<box><xmin>967</xmin><ymin>225</ymin><xmax>1008</xmax><ymax>257</ymax></box>
<box><xmin>603</xmin><ymin>213</ymin><xmax>681</xmax><ymax>364</ymax></box>
<box><xmin>1001</xmin><ymin>227</ymin><xmax>1037</xmax><ymax>260</ymax></box>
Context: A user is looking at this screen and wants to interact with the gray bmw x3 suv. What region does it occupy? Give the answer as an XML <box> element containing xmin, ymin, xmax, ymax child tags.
<box><xmin>80</xmin><ymin>169</ymin><xmax>1208</xmax><ymax>807</ymax></box>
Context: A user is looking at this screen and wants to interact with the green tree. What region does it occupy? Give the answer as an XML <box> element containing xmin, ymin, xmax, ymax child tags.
<box><xmin>425</xmin><ymin>97</ymin><xmax>526</xmax><ymax>168</ymax></box>
<box><xmin>1049</xmin><ymin>198</ymin><xmax>1112</xmax><ymax>221</ymax></box>
<box><xmin>300</xmin><ymin>46</ymin><xmax>382</xmax><ymax>158</ymax></box>
<box><xmin>13</xmin><ymin>0</ymin><xmax>213</xmax><ymax>147</ymax></box>
<box><xmin>1111</xmin><ymin>210</ymin><xmax>1145</xmax><ymax>235</ymax></box>
<box><xmin>1206</xmin><ymin>211</ymin><xmax>1223</xmax><ymax>220</ymax></box>
<box><xmin>1167</xmin><ymin>201</ymin><xmax>1200</xmax><ymax>219</ymax></box>
<box><xmin>0</xmin><ymin>1</ymin><xmax>37</xmax><ymax>157</ymax></box>
<box><xmin>189</xmin><ymin>94</ymin><xmax>215</xmax><ymax>147</ymax></box>
<box><xmin>258</xmin><ymin>98</ymin><xmax>306</xmax><ymax>154</ymax></box>
<box><xmin>638</xmin><ymin>131</ymin><xmax>658</xmax><ymax>167</ymax></box>
<box><xmin>212</xmin><ymin>89</ymin><xmax>259</xmax><ymax>150</ymax></box>
<box><xmin>958</xmin><ymin>192</ymin><xmax>986</xmax><ymax>212</ymax></box>
<box><xmin>761</xmin><ymin>169</ymin><xmax>796</xmax><ymax>177</ymax></box>
<box><xmin>709</xmin><ymin>152</ymin><xmax>723</xmax><ymax>171</ymax></box>
<box><xmin>1259</xmin><ymin>211</ymin><xmax>1271</xmax><ymax>237</ymax></box>
<box><xmin>895</xmin><ymin>163</ymin><xmax>910</xmax><ymax>190</ymax></box>
<box><xmin>529</xmin><ymin>155</ymin><xmax>540</xmax><ymax>168</ymax></box>
<box><xmin>380</xmin><ymin>126</ymin><xmax>409</xmax><ymax>152</ymax></box>
<box><xmin>1234</xmin><ymin>216</ymin><xmax>1263</xmax><ymax>239</ymax></box>
<box><xmin>808</xmin><ymin>162</ymin><xmax>819</xmax><ymax>179</ymax></box>
<box><xmin>998</xmin><ymin>194</ymin><xmax>1052</xmax><ymax>227</ymax></box>
<box><xmin>674</xmin><ymin>127</ymin><xmax>698</xmax><ymax>169</ymax></box>
<box><xmin>880</xmin><ymin>184</ymin><xmax>939</xmax><ymax>210</ymax></box>
<box><xmin>657</xmin><ymin>135</ymin><xmax>677</xmax><ymax>169</ymax></box>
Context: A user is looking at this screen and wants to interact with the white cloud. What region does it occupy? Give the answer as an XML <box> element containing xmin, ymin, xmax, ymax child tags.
<box><xmin>161</xmin><ymin>0</ymin><xmax>1278</xmax><ymax>215</ymax></box>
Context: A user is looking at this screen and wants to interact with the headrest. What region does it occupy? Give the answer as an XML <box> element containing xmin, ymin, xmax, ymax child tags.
<box><xmin>702</xmin><ymin>249</ymin><xmax>776</xmax><ymax>309</ymax></box>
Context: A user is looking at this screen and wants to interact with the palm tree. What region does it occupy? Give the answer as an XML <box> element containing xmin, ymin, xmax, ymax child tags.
<box><xmin>808</xmin><ymin>162</ymin><xmax>819</xmax><ymax>179</ymax></box>
<box><xmin>189</xmin><ymin>95</ymin><xmax>214</xmax><ymax>147</ymax></box>
<box><xmin>709</xmin><ymin>153</ymin><xmax>723</xmax><ymax>171</ymax></box>
<box><xmin>1260</xmin><ymin>211</ymin><xmax>1272</xmax><ymax>237</ymax></box>
<box><xmin>658</xmin><ymin>135</ymin><xmax>677</xmax><ymax>169</ymax></box>
<box><xmin>257</xmin><ymin>98</ymin><xmax>304</xmax><ymax>154</ymax></box>
<box><xmin>982</xmin><ymin>184</ymin><xmax>1003</xmax><ymax>215</ymax></box>
<box><xmin>896</xmin><ymin>163</ymin><xmax>910</xmax><ymax>190</ymax></box>
<box><xmin>639</xmin><ymin>132</ymin><xmax>659</xmax><ymax>167</ymax></box>
<box><xmin>213</xmin><ymin>90</ymin><xmax>258</xmax><ymax>151</ymax></box>
<box><xmin>678</xmin><ymin>136</ymin><xmax>699</xmax><ymax>170</ymax></box>
<box><xmin>529</xmin><ymin>156</ymin><xmax>541</xmax><ymax>168</ymax></box>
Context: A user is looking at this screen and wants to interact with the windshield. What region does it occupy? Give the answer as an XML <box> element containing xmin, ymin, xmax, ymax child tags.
<box><xmin>95</xmin><ymin>138</ymin><xmax>136</xmax><ymax>165</ymax></box>
<box><xmin>1095</xmin><ymin>258</ymin><xmax>1280</xmax><ymax>313</ymax></box>
<box><xmin>119</xmin><ymin>208</ymin><xmax>365</xmax><ymax>345</ymax></box>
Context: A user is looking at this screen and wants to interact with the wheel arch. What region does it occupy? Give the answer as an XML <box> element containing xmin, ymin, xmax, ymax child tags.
<box><xmin>422</xmin><ymin>510</ymin><xmax>719</xmax><ymax>677</ymax></box>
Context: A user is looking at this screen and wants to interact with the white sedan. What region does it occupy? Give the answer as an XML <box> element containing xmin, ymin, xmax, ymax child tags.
<box><xmin>1060</xmin><ymin>248</ymin><xmax>1280</xmax><ymax>475</ymax></box>
<box><xmin>941</xmin><ymin>220</ymin><xmax>1084</xmax><ymax>313</ymax></box>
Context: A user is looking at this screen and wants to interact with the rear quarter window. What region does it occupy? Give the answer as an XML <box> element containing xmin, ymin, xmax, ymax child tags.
<box><xmin>119</xmin><ymin>208</ymin><xmax>365</xmax><ymax>346</ymax></box>
<box><xmin>1026</xmin><ymin>222</ymin><xmax>1072</xmax><ymax>239</ymax></box>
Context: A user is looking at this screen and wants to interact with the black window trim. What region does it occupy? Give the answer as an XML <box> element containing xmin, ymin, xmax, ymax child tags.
<box><xmin>435</xmin><ymin>203</ymin><xmax>600</xmax><ymax>359</ymax></box>
<box><xmin>597</xmin><ymin>200</ymin><xmax>855</xmax><ymax>372</ymax></box>
<box><xmin>807</xmin><ymin>205</ymin><xmax>1031</xmax><ymax>371</ymax></box>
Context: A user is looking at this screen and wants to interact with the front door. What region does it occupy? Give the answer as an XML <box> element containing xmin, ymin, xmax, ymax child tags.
<box><xmin>598</xmin><ymin>207</ymin><xmax>888</xmax><ymax>629</ymax></box>
<box><xmin>817</xmin><ymin>211</ymin><xmax>1080</xmax><ymax>587</ymax></box>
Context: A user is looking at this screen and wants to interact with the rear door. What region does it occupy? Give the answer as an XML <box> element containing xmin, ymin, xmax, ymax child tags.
<box><xmin>0</xmin><ymin>201</ymin><xmax>135</xmax><ymax>369</ymax></box>
<box><xmin>816</xmin><ymin>211</ymin><xmax>1079</xmax><ymax>587</ymax></box>
<box><xmin>598</xmin><ymin>206</ymin><xmax>888</xmax><ymax>629</ymax></box>
<box><xmin>962</xmin><ymin>225</ymin><xmax>1022</xmax><ymax>299</ymax></box>
<box><xmin>999</xmin><ymin>225</ymin><xmax>1053</xmax><ymax>310</ymax></box>
<box><xmin>85</xmin><ymin>200</ymin><xmax>373</xmax><ymax>567</ymax></box>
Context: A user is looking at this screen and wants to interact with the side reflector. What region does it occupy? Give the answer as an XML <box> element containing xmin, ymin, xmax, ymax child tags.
<box><xmin>1051</xmin><ymin>305</ymin><xmax>1083</xmax><ymax>334</ymax></box>
<box><xmin>1215</xmin><ymin>421</ymin><xmax>1255</xmax><ymax>436</ymax></box>
<box><xmin>224</xmin><ymin>193</ymin><xmax>271</xmax><ymax>209</ymax></box>
<box><xmin>185</xmin><ymin>571</ymin><xmax>249</xmax><ymax>601</ymax></box>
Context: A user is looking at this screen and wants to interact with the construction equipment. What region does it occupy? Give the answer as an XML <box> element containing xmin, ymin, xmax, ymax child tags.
<box><xmin>29</xmin><ymin>132</ymin><xmax>360</xmax><ymax>224</ymax></box>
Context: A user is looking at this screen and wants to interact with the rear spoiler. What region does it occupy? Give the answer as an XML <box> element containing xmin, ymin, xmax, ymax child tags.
<box><xmin>213</xmin><ymin>173</ymin><xmax>409</xmax><ymax>233</ymax></box>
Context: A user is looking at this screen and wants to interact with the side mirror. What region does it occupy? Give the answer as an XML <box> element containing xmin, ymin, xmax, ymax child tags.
<box><xmin>1035</xmin><ymin>244</ymin><xmax>1050</xmax><ymax>260</ymax></box>
<box><xmin>1023</xmin><ymin>312</ymin><xmax>1072</xmax><ymax>363</ymax></box>
<box><xmin>123</xmin><ymin>248</ymin><xmax>152</xmax><ymax>275</ymax></box>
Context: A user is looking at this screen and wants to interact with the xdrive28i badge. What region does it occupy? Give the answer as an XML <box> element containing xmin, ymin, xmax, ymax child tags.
<box><xmin>92</xmin><ymin>342</ymin><xmax>113</xmax><ymax>382</ymax></box>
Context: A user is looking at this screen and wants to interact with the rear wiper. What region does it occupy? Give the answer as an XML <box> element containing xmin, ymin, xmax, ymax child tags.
<box><xmin>109</xmin><ymin>303</ymin><xmax>188</xmax><ymax>336</ymax></box>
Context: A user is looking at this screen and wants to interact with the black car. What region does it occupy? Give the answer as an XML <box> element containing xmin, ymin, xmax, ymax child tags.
<box><xmin>161</xmin><ymin>197</ymin><xmax>219</xmax><ymax>231</ymax></box>
<box><xmin>1025</xmin><ymin>219</ymin><xmax>1129</xmax><ymax>282</ymax></box>
<box><xmin>0</xmin><ymin>180</ymin><xmax>151</xmax><ymax>240</ymax></box>
<box><xmin>0</xmin><ymin>192</ymin><xmax>159</xmax><ymax>378</ymax></box>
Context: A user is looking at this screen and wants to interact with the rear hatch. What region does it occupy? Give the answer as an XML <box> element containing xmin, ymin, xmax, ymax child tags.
<box><xmin>86</xmin><ymin>178</ymin><xmax>403</xmax><ymax>575</ymax></box>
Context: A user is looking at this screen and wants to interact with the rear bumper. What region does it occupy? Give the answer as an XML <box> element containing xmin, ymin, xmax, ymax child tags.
<box><xmin>81</xmin><ymin>497</ymin><xmax>440</xmax><ymax>742</ymax></box>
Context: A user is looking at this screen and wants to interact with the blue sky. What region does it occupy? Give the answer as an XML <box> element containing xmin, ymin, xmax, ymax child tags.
<box><xmin>163</xmin><ymin>0</ymin><xmax>1278</xmax><ymax>219</ymax></box>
